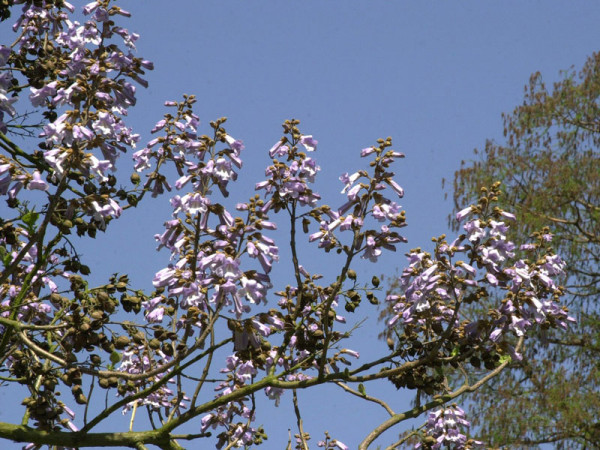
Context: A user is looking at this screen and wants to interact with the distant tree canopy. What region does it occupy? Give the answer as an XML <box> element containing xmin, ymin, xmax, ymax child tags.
<box><xmin>450</xmin><ymin>52</ymin><xmax>600</xmax><ymax>448</ymax></box>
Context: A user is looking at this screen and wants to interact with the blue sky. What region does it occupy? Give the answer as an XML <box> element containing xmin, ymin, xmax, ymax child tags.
<box><xmin>3</xmin><ymin>1</ymin><xmax>600</xmax><ymax>448</ymax></box>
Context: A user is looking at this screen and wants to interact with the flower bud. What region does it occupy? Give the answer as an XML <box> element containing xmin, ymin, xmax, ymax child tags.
<box><xmin>132</xmin><ymin>331</ymin><xmax>145</xmax><ymax>344</ymax></box>
<box><xmin>162</xmin><ymin>343</ymin><xmax>174</xmax><ymax>356</ymax></box>
<box><xmin>302</xmin><ymin>217</ymin><xmax>310</xmax><ymax>233</ymax></box>
<box><xmin>387</xmin><ymin>337</ymin><xmax>395</xmax><ymax>350</ymax></box>
<box><xmin>114</xmin><ymin>335</ymin><xmax>130</xmax><ymax>349</ymax></box>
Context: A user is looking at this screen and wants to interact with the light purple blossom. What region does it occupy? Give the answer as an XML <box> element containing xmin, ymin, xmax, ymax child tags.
<box><xmin>464</xmin><ymin>219</ymin><xmax>485</xmax><ymax>242</ymax></box>
<box><xmin>386</xmin><ymin>179</ymin><xmax>404</xmax><ymax>198</ymax></box>
<box><xmin>362</xmin><ymin>235</ymin><xmax>383</xmax><ymax>262</ymax></box>
<box><xmin>300</xmin><ymin>134</ymin><xmax>318</xmax><ymax>152</ymax></box>
<box><xmin>360</xmin><ymin>146</ymin><xmax>376</xmax><ymax>157</ymax></box>
<box><xmin>418</xmin><ymin>405</ymin><xmax>481</xmax><ymax>449</ymax></box>
<box><xmin>26</xmin><ymin>171</ymin><xmax>48</xmax><ymax>191</ymax></box>
<box><xmin>29</xmin><ymin>81</ymin><xmax>58</xmax><ymax>107</ymax></box>
<box><xmin>455</xmin><ymin>206</ymin><xmax>473</xmax><ymax>222</ymax></box>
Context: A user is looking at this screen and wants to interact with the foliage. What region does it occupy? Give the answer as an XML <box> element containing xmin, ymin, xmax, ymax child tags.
<box><xmin>0</xmin><ymin>1</ymin><xmax>572</xmax><ymax>448</ymax></box>
<box><xmin>450</xmin><ymin>52</ymin><xmax>600</xmax><ymax>447</ymax></box>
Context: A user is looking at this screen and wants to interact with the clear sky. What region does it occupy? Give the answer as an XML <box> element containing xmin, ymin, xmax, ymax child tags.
<box><xmin>3</xmin><ymin>1</ymin><xmax>600</xmax><ymax>448</ymax></box>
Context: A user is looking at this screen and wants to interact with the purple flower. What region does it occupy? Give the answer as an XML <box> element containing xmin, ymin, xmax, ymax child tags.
<box><xmin>214</xmin><ymin>158</ymin><xmax>235</xmax><ymax>182</ymax></box>
<box><xmin>361</xmin><ymin>146</ymin><xmax>376</xmax><ymax>157</ymax></box>
<box><xmin>458</xmin><ymin>261</ymin><xmax>476</xmax><ymax>276</ymax></box>
<box><xmin>500</xmin><ymin>210</ymin><xmax>516</xmax><ymax>221</ymax></box>
<box><xmin>87</xmin><ymin>155</ymin><xmax>112</xmax><ymax>182</ymax></box>
<box><xmin>386</xmin><ymin>179</ymin><xmax>404</xmax><ymax>198</ymax></box>
<box><xmin>485</xmin><ymin>273</ymin><xmax>499</xmax><ymax>286</ymax></box>
<box><xmin>520</xmin><ymin>243</ymin><xmax>536</xmax><ymax>250</ymax></box>
<box><xmin>300</xmin><ymin>134</ymin><xmax>318</xmax><ymax>152</ymax></box>
<box><xmin>264</xmin><ymin>386</ymin><xmax>284</xmax><ymax>406</ymax></box>
<box><xmin>29</xmin><ymin>82</ymin><xmax>58</xmax><ymax>107</ymax></box>
<box><xmin>153</xmin><ymin>266</ymin><xmax>177</xmax><ymax>288</ymax></box>
<box><xmin>90</xmin><ymin>198</ymin><xmax>122</xmax><ymax>222</ymax></box>
<box><xmin>419</xmin><ymin>405</ymin><xmax>477</xmax><ymax>449</ymax></box>
<box><xmin>464</xmin><ymin>219</ymin><xmax>485</xmax><ymax>242</ymax></box>
<box><xmin>346</xmin><ymin>183</ymin><xmax>362</xmax><ymax>201</ymax></box>
<box><xmin>509</xmin><ymin>314</ymin><xmax>531</xmax><ymax>336</ymax></box>
<box><xmin>543</xmin><ymin>254</ymin><xmax>565</xmax><ymax>275</ymax></box>
<box><xmin>489</xmin><ymin>220</ymin><xmax>509</xmax><ymax>237</ymax></box>
<box><xmin>26</xmin><ymin>170</ymin><xmax>48</xmax><ymax>191</ymax></box>
<box><xmin>178</xmin><ymin>193</ymin><xmax>209</xmax><ymax>215</ymax></box>
<box><xmin>225</xmin><ymin>135</ymin><xmax>243</xmax><ymax>151</ymax></box>
<box><xmin>339</xmin><ymin>171</ymin><xmax>361</xmax><ymax>193</ymax></box>
<box><xmin>83</xmin><ymin>1</ymin><xmax>100</xmax><ymax>15</ymax></box>
<box><xmin>341</xmin><ymin>348</ymin><xmax>360</xmax><ymax>359</ymax></box>
<box><xmin>269</xmin><ymin>140</ymin><xmax>289</xmax><ymax>158</ymax></box>
<box><xmin>372</xmin><ymin>201</ymin><xmax>402</xmax><ymax>222</ymax></box>
<box><xmin>489</xmin><ymin>328</ymin><xmax>503</xmax><ymax>341</ymax></box>
<box><xmin>362</xmin><ymin>236</ymin><xmax>382</xmax><ymax>262</ymax></box>
<box><xmin>41</xmin><ymin>114</ymin><xmax>68</xmax><ymax>146</ymax></box>
<box><xmin>455</xmin><ymin>206</ymin><xmax>473</xmax><ymax>222</ymax></box>
<box><xmin>299</xmin><ymin>158</ymin><xmax>319</xmax><ymax>182</ymax></box>
<box><xmin>0</xmin><ymin>46</ymin><xmax>10</xmax><ymax>66</ymax></box>
<box><xmin>143</xmin><ymin>296</ymin><xmax>165</xmax><ymax>323</ymax></box>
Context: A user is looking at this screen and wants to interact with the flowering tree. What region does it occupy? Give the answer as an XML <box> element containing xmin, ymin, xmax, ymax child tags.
<box><xmin>0</xmin><ymin>1</ymin><xmax>572</xmax><ymax>449</ymax></box>
<box><xmin>449</xmin><ymin>53</ymin><xmax>600</xmax><ymax>447</ymax></box>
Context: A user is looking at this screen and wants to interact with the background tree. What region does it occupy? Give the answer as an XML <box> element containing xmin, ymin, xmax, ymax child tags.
<box><xmin>450</xmin><ymin>52</ymin><xmax>600</xmax><ymax>447</ymax></box>
<box><xmin>0</xmin><ymin>1</ymin><xmax>573</xmax><ymax>449</ymax></box>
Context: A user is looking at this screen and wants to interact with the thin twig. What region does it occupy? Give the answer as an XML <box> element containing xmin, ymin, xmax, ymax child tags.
<box><xmin>292</xmin><ymin>389</ymin><xmax>309</xmax><ymax>450</ymax></box>
<box><xmin>334</xmin><ymin>380</ymin><xmax>395</xmax><ymax>416</ymax></box>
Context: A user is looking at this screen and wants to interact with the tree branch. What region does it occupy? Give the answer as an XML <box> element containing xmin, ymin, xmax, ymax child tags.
<box><xmin>358</xmin><ymin>337</ymin><xmax>523</xmax><ymax>449</ymax></box>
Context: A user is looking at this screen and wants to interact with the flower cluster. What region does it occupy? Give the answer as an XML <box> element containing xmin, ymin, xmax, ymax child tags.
<box><xmin>255</xmin><ymin>132</ymin><xmax>322</xmax><ymax>208</ymax></box>
<box><xmin>116</xmin><ymin>346</ymin><xmax>187</xmax><ymax>416</ymax></box>
<box><xmin>0</xmin><ymin>0</ymin><xmax>153</xmax><ymax>436</ymax></box>
<box><xmin>386</xmin><ymin>184</ymin><xmax>571</xmax><ymax>363</ymax></box>
<box><xmin>303</xmin><ymin>137</ymin><xmax>407</xmax><ymax>260</ymax></box>
<box><xmin>384</xmin><ymin>184</ymin><xmax>573</xmax><ymax>448</ymax></box>
<box><xmin>417</xmin><ymin>405</ymin><xmax>482</xmax><ymax>449</ymax></box>
<box><xmin>2</xmin><ymin>0</ymin><xmax>152</xmax><ymax>225</ymax></box>
<box><xmin>200</xmin><ymin>355</ymin><xmax>259</xmax><ymax>447</ymax></box>
<box><xmin>137</xmin><ymin>101</ymin><xmax>278</xmax><ymax>336</ymax></box>
<box><xmin>140</xmin><ymin>120</ymin><xmax>396</xmax><ymax>447</ymax></box>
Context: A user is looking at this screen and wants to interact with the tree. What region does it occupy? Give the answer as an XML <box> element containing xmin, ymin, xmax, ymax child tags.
<box><xmin>450</xmin><ymin>52</ymin><xmax>600</xmax><ymax>448</ymax></box>
<box><xmin>0</xmin><ymin>1</ymin><xmax>571</xmax><ymax>448</ymax></box>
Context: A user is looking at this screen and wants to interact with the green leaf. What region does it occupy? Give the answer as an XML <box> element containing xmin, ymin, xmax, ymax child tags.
<box><xmin>358</xmin><ymin>383</ymin><xmax>366</xmax><ymax>396</ymax></box>
<box><xmin>499</xmin><ymin>353</ymin><xmax>512</xmax><ymax>364</ymax></box>
<box><xmin>110</xmin><ymin>351</ymin><xmax>122</xmax><ymax>365</ymax></box>
<box><xmin>21</xmin><ymin>210</ymin><xmax>39</xmax><ymax>228</ymax></box>
<box><xmin>0</xmin><ymin>246</ymin><xmax>8</xmax><ymax>267</ymax></box>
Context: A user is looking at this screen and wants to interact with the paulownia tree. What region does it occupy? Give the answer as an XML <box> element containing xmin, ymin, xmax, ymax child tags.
<box><xmin>0</xmin><ymin>1</ymin><xmax>572</xmax><ymax>448</ymax></box>
<box><xmin>449</xmin><ymin>53</ymin><xmax>600</xmax><ymax>447</ymax></box>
